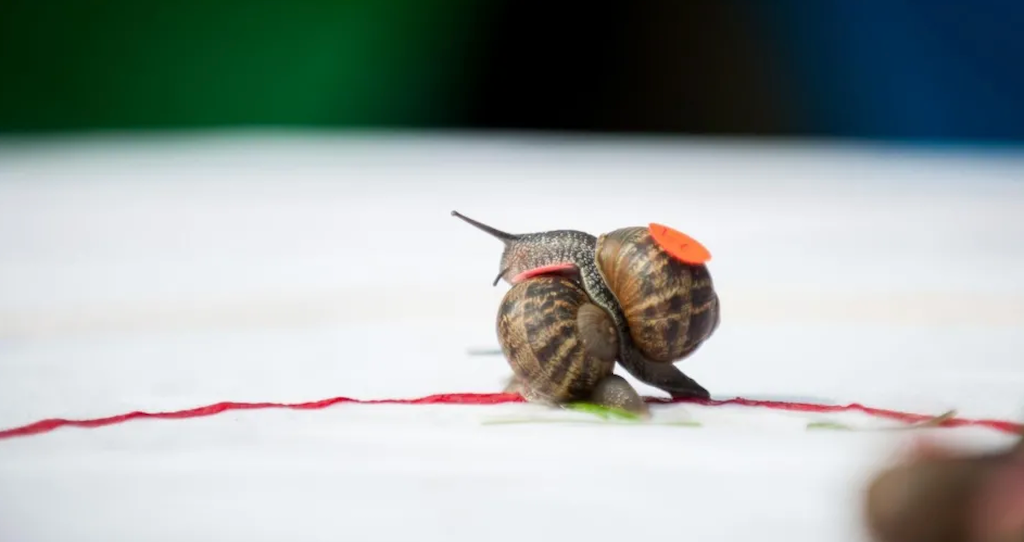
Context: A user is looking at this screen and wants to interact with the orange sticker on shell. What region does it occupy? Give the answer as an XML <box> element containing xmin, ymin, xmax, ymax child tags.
<box><xmin>648</xmin><ymin>223</ymin><xmax>712</xmax><ymax>265</ymax></box>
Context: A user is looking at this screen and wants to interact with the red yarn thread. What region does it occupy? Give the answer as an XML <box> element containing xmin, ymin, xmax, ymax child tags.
<box><xmin>0</xmin><ymin>393</ymin><xmax>1019</xmax><ymax>441</ymax></box>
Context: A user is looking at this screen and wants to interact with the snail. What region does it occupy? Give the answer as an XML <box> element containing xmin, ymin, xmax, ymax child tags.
<box><xmin>452</xmin><ymin>210</ymin><xmax>720</xmax><ymax>404</ymax></box>
<box><xmin>496</xmin><ymin>273</ymin><xmax>648</xmax><ymax>414</ymax></box>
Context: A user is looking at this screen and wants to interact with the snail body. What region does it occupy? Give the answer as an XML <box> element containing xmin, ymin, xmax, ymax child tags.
<box><xmin>453</xmin><ymin>210</ymin><xmax>719</xmax><ymax>402</ymax></box>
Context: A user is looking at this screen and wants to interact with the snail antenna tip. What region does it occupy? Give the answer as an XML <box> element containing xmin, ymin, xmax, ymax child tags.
<box><xmin>450</xmin><ymin>210</ymin><xmax>519</xmax><ymax>244</ymax></box>
<box><xmin>492</xmin><ymin>268</ymin><xmax>508</xmax><ymax>287</ymax></box>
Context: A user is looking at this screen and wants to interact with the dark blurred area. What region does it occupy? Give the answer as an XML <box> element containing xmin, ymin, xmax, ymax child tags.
<box><xmin>1</xmin><ymin>0</ymin><xmax>1022</xmax><ymax>142</ymax></box>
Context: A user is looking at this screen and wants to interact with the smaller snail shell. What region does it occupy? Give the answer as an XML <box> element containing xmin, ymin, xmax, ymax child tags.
<box><xmin>496</xmin><ymin>275</ymin><xmax>619</xmax><ymax>403</ymax></box>
<box><xmin>595</xmin><ymin>226</ymin><xmax>719</xmax><ymax>363</ymax></box>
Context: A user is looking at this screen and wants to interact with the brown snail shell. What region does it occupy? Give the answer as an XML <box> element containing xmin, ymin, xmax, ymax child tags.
<box><xmin>496</xmin><ymin>275</ymin><xmax>621</xmax><ymax>404</ymax></box>
<box><xmin>451</xmin><ymin>209</ymin><xmax>716</xmax><ymax>400</ymax></box>
<box><xmin>595</xmin><ymin>226</ymin><xmax>720</xmax><ymax>363</ymax></box>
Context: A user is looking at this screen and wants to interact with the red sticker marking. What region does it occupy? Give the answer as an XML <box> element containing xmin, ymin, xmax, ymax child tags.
<box><xmin>648</xmin><ymin>223</ymin><xmax>712</xmax><ymax>264</ymax></box>
<box><xmin>511</xmin><ymin>263</ymin><xmax>578</xmax><ymax>284</ymax></box>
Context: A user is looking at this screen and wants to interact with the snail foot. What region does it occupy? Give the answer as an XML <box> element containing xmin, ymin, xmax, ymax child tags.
<box><xmin>590</xmin><ymin>374</ymin><xmax>650</xmax><ymax>418</ymax></box>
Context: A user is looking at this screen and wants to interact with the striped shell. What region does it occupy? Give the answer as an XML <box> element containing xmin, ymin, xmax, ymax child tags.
<box><xmin>594</xmin><ymin>226</ymin><xmax>719</xmax><ymax>363</ymax></box>
<box><xmin>496</xmin><ymin>275</ymin><xmax>619</xmax><ymax>403</ymax></box>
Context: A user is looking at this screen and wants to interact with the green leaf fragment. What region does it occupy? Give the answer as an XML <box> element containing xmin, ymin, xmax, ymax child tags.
<box><xmin>806</xmin><ymin>421</ymin><xmax>854</xmax><ymax>431</ymax></box>
<box><xmin>655</xmin><ymin>420</ymin><xmax>703</xmax><ymax>427</ymax></box>
<box><xmin>479</xmin><ymin>402</ymin><xmax>701</xmax><ymax>427</ymax></box>
<box><xmin>563</xmin><ymin>402</ymin><xmax>643</xmax><ymax>421</ymax></box>
<box><xmin>466</xmin><ymin>347</ymin><xmax>503</xmax><ymax>356</ymax></box>
<box><xmin>805</xmin><ymin>410</ymin><xmax>959</xmax><ymax>432</ymax></box>
<box><xmin>480</xmin><ymin>417</ymin><xmax>701</xmax><ymax>427</ymax></box>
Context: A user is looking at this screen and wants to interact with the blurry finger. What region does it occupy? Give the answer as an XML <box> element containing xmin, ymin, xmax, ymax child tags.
<box><xmin>907</xmin><ymin>435</ymin><xmax>961</xmax><ymax>461</ymax></box>
<box><xmin>865</xmin><ymin>458</ymin><xmax>978</xmax><ymax>542</ymax></box>
<box><xmin>972</xmin><ymin>456</ymin><xmax>1024</xmax><ymax>542</ymax></box>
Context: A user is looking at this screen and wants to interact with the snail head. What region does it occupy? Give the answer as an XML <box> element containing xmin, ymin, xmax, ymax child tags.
<box><xmin>451</xmin><ymin>210</ymin><xmax>571</xmax><ymax>287</ymax></box>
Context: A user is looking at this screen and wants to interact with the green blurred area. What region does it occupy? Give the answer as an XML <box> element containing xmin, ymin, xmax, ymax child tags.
<box><xmin>0</xmin><ymin>0</ymin><xmax>483</xmax><ymax>132</ymax></box>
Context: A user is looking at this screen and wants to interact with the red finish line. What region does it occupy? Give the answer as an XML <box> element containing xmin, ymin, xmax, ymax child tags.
<box><xmin>0</xmin><ymin>393</ymin><xmax>1020</xmax><ymax>441</ymax></box>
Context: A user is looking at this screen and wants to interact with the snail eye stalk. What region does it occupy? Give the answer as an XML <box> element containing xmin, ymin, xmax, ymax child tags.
<box><xmin>451</xmin><ymin>210</ymin><xmax>519</xmax><ymax>244</ymax></box>
<box><xmin>492</xmin><ymin>268</ymin><xmax>509</xmax><ymax>287</ymax></box>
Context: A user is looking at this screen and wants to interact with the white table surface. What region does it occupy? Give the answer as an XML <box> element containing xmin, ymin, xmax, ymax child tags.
<box><xmin>1</xmin><ymin>132</ymin><xmax>1022</xmax><ymax>542</ymax></box>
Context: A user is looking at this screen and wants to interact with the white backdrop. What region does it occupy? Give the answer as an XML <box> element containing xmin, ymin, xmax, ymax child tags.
<box><xmin>1</xmin><ymin>132</ymin><xmax>1022</xmax><ymax>542</ymax></box>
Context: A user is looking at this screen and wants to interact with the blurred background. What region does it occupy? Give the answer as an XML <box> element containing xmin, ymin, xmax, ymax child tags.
<box><xmin>2</xmin><ymin>0</ymin><xmax>1023</xmax><ymax>142</ymax></box>
<box><xmin>2</xmin><ymin>4</ymin><xmax>1024</xmax><ymax>541</ymax></box>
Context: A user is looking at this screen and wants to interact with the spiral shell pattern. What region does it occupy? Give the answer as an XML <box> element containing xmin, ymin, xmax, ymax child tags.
<box><xmin>496</xmin><ymin>275</ymin><xmax>618</xmax><ymax>402</ymax></box>
<box><xmin>594</xmin><ymin>226</ymin><xmax>719</xmax><ymax>363</ymax></box>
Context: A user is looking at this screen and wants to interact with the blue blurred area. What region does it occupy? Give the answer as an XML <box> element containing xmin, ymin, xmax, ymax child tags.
<box><xmin>764</xmin><ymin>0</ymin><xmax>1024</xmax><ymax>142</ymax></box>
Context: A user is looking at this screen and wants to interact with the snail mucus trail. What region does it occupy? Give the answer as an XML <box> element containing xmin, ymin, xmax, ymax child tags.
<box><xmin>452</xmin><ymin>210</ymin><xmax>720</xmax><ymax>413</ymax></box>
